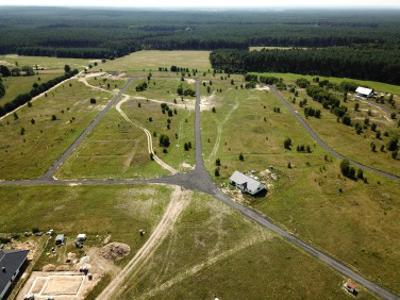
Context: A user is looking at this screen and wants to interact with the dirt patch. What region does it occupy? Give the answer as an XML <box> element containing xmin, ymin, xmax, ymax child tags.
<box><xmin>255</xmin><ymin>84</ymin><xmax>270</xmax><ymax>91</ymax></box>
<box><xmin>200</xmin><ymin>92</ymin><xmax>217</xmax><ymax>111</ymax></box>
<box><xmin>42</xmin><ymin>264</ymin><xmax>56</xmax><ymax>272</ymax></box>
<box><xmin>99</xmin><ymin>242</ymin><xmax>131</xmax><ymax>262</ymax></box>
<box><xmin>184</xmin><ymin>78</ymin><xmax>196</xmax><ymax>84</ymax></box>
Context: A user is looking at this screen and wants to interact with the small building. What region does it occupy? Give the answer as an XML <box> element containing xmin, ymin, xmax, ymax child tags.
<box><xmin>229</xmin><ymin>171</ymin><xmax>266</xmax><ymax>196</ymax></box>
<box><xmin>55</xmin><ymin>234</ymin><xmax>65</xmax><ymax>245</ymax></box>
<box><xmin>0</xmin><ymin>249</ymin><xmax>29</xmax><ymax>299</ymax></box>
<box><xmin>344</xmin><ymin>280</ymin><xmax>358</xmax><ymax>295</ymax></box>
<box><xmin>356</xmin><ymin>86</ymin><xmax>374</xmax><ymax>98</ymax></box>
<box><xmin>76</xmin><ymin>234</ymin><xmax>87</xmax><ymax>242</ymax></box>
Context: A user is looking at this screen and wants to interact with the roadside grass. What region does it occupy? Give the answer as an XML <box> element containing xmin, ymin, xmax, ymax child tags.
<box><xmin>280</xmin><ymin>88</ymin><xmax>400</xmax><ymax>175</ymax></box>
<box><xmin>0</xmin><ymin>184</ymin><xmax>172</xmax><ymax>267</ymax></box>
<box><xmin>202</xmin><ymin>84</ymin><xmax>400</xmax><ymax>293</ymax></box>
<box><xmin>116</xmin><ymin>192</ymin><xmax>375</xmax><ymax>300</ymax></box>
<box><xmin>0</xmin><ymin>72</ymin><xmax>63</xmax><ymax>104</ymax></box>
<box><xmin>123</xmin><ymin>97</ymin><xmax>196</xmax><ymax>171</ymax></box>
<box><xmin>57</xmin><ymin>109</ymin><xmax>168</xmax><ymax>179</ymax></box>
<box><xmin>252</xmin><ymin>72</ymin><xmax>400</xmax><ymax>95</ymax></box>
<box><xmin>0</xmin><ymin>80</ymin><xmax>110</xmax><ymax>179</ymax></box>
<box><xmin>95</xmin><ymin>50</ymin><xmax>211</xmax><ymax>73</ymax></box>
<box><xmin>0</xmin><ymin>54</ymin><xmax>92</xmax><ymax>72</ymax></box>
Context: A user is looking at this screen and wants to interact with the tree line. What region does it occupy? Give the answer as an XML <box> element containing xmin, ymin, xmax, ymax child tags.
<box><xmin>1</xmin><ymin>8</ymin><xmax>400</xmax><ymax>59</ymax></box>
<box><xmin>0</xmin><ymin>69</ymin><xmax>79</xmax><ymax>117</ymax></box>
<box><xmin>210</xmin><ymin>48</ymin><xmax>400</xmax><ymax>85</ymax></box>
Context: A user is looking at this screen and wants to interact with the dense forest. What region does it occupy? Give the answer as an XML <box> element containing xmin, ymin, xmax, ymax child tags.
<box><xmin>1</xmin><ymin>7</ymin><xmax>400</xmax><ymax>58</ymax></box>
<box><xmin>210</xmin><ymin>48</ymin><xmax>400</xmax><ymax>84</ymax></box>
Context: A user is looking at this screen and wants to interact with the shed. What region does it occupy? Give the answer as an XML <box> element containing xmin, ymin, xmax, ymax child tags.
<box><xmin>0</xmin><ymin>249</ymin><xmax>29</xmax><ymax>299</ymax></box>
<box><xmin>356</xmin><ymin>87</ymin><xmax>374</xmax><ymax>98</ymax></box>
<box><xmin>229</xmin><ymin>171</ymin><xmax>266</xmax><ymax>196</ymax></box>
<box><xmin>76</xmin><ymin>234</ymin><xmax>87</xmax><ymax>242</ymax></box>
<box><xmin>55</xmin><ymin>234</ymin><xmax>65</xmax><ymax>245</ymax></box>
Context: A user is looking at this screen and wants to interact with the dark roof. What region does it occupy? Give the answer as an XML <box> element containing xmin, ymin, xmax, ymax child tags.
<box><xmin>0</xmin><ymin>249</ymin><xmax>29</xmax><ymax>294</ymax></box>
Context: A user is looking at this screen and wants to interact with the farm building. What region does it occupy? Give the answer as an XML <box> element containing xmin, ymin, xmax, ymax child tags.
<box><xmin>355</xmin><ymin>87</ymin><xmax>374</xmax><ymax>98</ymax></box>
<box><xmin>229</xmin><ymin>171</ymin><xmax>266</xmax><ymax>196</ymax></box>
<box><xmin>0</xmin><ymin>249</ymin><xmax>29</xmax><ymax>299</ymax></box>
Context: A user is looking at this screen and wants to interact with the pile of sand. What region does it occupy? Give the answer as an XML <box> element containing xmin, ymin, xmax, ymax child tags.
<box><xmin>42</xmin><ymin>264</ymin><xmax>56</xmax><ymax>272</ymax></box>
<box><xmin>99</xmin><ymin>242</ymin><xmax>130</xmax><ymax>261</ymax></box>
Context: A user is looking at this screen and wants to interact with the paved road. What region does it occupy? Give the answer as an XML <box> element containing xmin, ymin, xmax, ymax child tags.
<box><xmin>0</xmin><ymin>78</ymin><xmax>399</xmax><ymax>299</ymax></box>
<box><xmin>270</xmin><ymin>86</ymin><xmax>400</xmax><ymax>181</ymax></box>
<box><xmin>40</xmin><ymin>78</ymin><xmax>134</xmax><ymax>180</ymax></box>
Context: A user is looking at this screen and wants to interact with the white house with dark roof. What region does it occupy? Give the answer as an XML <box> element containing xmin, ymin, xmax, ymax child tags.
<box><xmin>0</xmin><ymin>249</ymin><xmax>29</xmax><ymax>299</ymax></box>
<box><xmin>229</xmin><ymin>171</ymin><xmax>266</xmax><ymax>196</ymax></box>
<box><xmin>355</xmin><ymin>87</ymin><xmax>374</xmax><ymax>98</ymax></box>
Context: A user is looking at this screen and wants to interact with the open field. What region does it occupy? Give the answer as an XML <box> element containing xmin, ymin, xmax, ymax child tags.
<box><xmin>279</xmin><ymin>88</ymin><xmax>399</xmax><ymax>175</ymax></box>
<box><xmin>0</xmin><ymin>73</ymin><xmax>63</xmax><ymax>104</ymax></box>
<box><xmin>57</xmin><ymin>109</ymin><xmax>169</xmax><ymax>179</ymax></box>
<box><xmin>201</xmin><ymin>80</ymin><xmax>400</xmax><ymax>293</ymax></box>
<box><xmin>0</xmin><ymin>54</ymin><xmax>92</xmax><ymax>72</ymax></box>
<box><xmin>115</xmin><ymin>193</ymin><xmax>375</xmax><ymax>300</ymax></box>
<box><xmin>95</xmin><ymin>50</ymin><xmax>211</xmax><ymax>73</ymax></box>
<box><xmin>0</xmin><ymin>79</ymin><xmax>110</xmax><ymax>179</ymax></box>
<box><xmin>253</xmin><ymin>72</ymin><xmax>400</xmax><ymax>96</ymax></box>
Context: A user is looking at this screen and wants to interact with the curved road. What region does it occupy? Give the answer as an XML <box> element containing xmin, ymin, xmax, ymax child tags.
<box><xmin>270</xmin><ymin>86</ymin><xmax>400</xmax><ymax>181</ymax></box>
<box><xmin>0</xmin><ymin>78</ymin><xmax>399</xmax><ymax>300</ymax></box>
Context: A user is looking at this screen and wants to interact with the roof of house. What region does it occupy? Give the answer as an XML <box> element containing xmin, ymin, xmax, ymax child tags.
<box><xmin>0</xmin><ymin>250</ymin><xmax>29</xmax><ymax>294</ymax></box>
<box><xmin>356</xmin><ymin>87</ymin><xmax>373</xmax><ymax>96</ymax></box>
<box><xmin>229</xmin><ymin>171</ymin><xmax>265</xmax><ymax>193</ymax></box>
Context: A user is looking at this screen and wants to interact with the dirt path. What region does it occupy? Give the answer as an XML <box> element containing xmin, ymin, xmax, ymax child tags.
<box><xmin>116</xmin><ymin>97</ymin><xmax>178</xmax><ymax>175</ymax></box>
<box><xmin>208</xmin><ymin>100</ymin><xmax>239</xmax><ymax>162</ymax></box>
<box><xmin>137</xmin><ymin>233</ymin><xmax>268</xmax><ymax>300</ymax></box>
<box><xmin>97</xmin><ymin>186</ymin><xmax>191</xmax><ymax>300</ymax></box>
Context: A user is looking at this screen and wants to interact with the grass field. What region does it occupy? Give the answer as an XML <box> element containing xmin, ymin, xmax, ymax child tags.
<box><xmin>115</xmin><ymin>193</ymin><xmax>375</xmax><ymax>300</ymax></box>
<box><xmin>200</xmin><ymin>80</ymin><xmax>400</xmax><ymax>293</ymax></box>
<box><xmin>253</xmin><ymin>72</ymin><xmax>400</xmax><ymax>95</ymax></box>
<box><xmin>57</xmin><ymin>109</ymin><xmax>169</xmax><ymax>179</ymax></box>
<box><xmin>0</xmin><ymin>73</ymin><xmax>63</xmax><ymax>104</ymax></box>
<box><xmin>0</xmin><ymin>54</ymin><xmax>92</xmax><ymax>71</ymax></box>
<box><xmin>0</xmin><ymin>79</ymin><xmax>110</xmax><ymax>179</ymax></box>
<box><xmin>279</xmin><ymin>88</ymin><xmax>400</xmax><ymax>175</ymax></box>
<box><xmin>95</xmin><ymin>50</ymin><xmax>211</xmax><ymax>73</ymax></box>
<box><xmin>0</xmin><ymin>184</ymin><xmax>172</xmax><ymax>266</ymax></box>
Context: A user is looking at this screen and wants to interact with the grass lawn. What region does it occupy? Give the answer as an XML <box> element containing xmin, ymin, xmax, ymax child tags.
<box><xmin>253</xmin><ymin>72</ymin><xmax>400</xmax><ymax>96</ymax></box>
<box><xmin>115</xmin><ymin>193</ymin><xmax>375</xmax><ymax>300</ymax></box>
<box><xmin>95</xmin><ymin>50</ymin><xmax>211</xmax><ymax>73</ymax></box>
<box><xmin>0</xmin><ymin>72</ymin><xmax>63</xmax><ymax>104</ymax></box>
<box><xmin>0</xmin><ymin>54</ymin><xmax>92</xmax><ymax>72</ymax></box>
<box><xmin>57</xmin><ymin>109</ymin><xmax>168</xmax><ymax>179</ymax></box>
<box><xmin>201</xmin><ymin>83</ymin><xmax>400</xmax><ymax>294</ymax></box>
<box><xmin>0</xmin><ymin>184</ymin><xmax>172</xmax><ymax>267</ymax></box>
<box><xmin>0</xmin><ymin>80</ymin><xmax>110</xmax><ymax>179</ymax></box>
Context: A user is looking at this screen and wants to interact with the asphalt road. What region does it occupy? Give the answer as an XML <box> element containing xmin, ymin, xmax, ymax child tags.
<box><xmin>270</xmin><ymin>86</ymin><xmax>400</xmax><ymax>181</ymax></box>
<box><xmin>40</xmin><ymin>78</ymin><xmax>134</xmax><ymax>180</ymax></box>
<box><xmin>0</xmin><ymin>78</ymin><xmax>398</xmax><ymax>299</ymax></box>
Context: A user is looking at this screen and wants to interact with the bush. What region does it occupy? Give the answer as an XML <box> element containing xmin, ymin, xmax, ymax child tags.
<box><xmin>90</xmin><ymin>98</ymin><xmax>96</xmax><ymax>104</ymax></box>
<box><xmin>159</xmin><ymin>134</ymin><xmax>170</xmax><ymax>148</ymax></box>
<box><xmin>284</xmin><ymin>138</ymin><xmax>292</xmax><ymax>150</ymax></box>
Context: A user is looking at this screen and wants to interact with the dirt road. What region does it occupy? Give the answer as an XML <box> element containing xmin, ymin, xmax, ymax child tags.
<box><xmin>97</xmin><ymin>186</ymin><xmax>191</xmax><ymax>300</ymax></box>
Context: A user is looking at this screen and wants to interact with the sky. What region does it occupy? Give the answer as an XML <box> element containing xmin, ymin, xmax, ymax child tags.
<box><xmin>0</xmin><ymin>0</ymin><xmax>399</xmax><ymax>8</ymax></box>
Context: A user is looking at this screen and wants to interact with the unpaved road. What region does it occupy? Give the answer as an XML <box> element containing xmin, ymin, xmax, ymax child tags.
<box><xmin>97</xmin><ymin>186</ymin><xmax>191</xmax><ymax>300</ymax></box>
<box><xmin>116</xmin><ymin>97</ymin><xmax>178</xmax><ymax>175</ymax></box>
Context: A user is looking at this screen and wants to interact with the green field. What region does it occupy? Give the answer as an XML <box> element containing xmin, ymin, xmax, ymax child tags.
<box><xmin>200</xmin><ymin>78</ymin><xmax>400</xmax><ymax>293</ymax></box>
<box><xmin>95</xmin><ymin>50</ymin><xmax>211</xmax><ymax>73</ymax></box>
<box><xmin>253</xmin><ymin>72</ymin><xmax>400</xmax><ymax>95</ymax></box>
<box><xmin>0</xmin><ymin>184</ymin><xmax>172</xmax><ymax>266</ymax></box>
<box><xmin>0</xmin><ymin>54</ymin><xmax>92</xmax><ymax>71</ymax></box>
<box><xmin>115</xmin><ymin>193</ymin><xmax>375</xmax><ymax>300</ymax></box>
<box><xmin>0</xmin><ymin>79</ymin><xmax>110</xmax><ymax>179</ymax></box>
<box><xmin>0</xmin><ymin>72</ymin><xmax>63</xmax><ymax>104</ymax></box>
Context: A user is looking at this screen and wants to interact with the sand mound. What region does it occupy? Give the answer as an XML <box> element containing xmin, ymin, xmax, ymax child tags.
<box><xmin>42</xmin><ymin>264</ymin><xmax>56</xmax><ymax>272</ymax></box>
<box><xmin>99</xmin><ymin>242</ymin><xmax>131</xmax><ymax>261</ymax></box>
